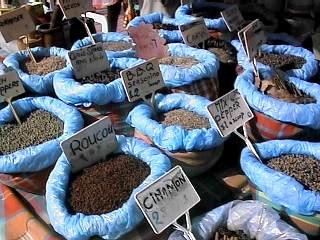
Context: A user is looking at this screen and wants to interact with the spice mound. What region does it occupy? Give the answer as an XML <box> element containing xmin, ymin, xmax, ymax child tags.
<box><xmin>153</xmin><ymin>22</ymin><xmax>179</xmax><ymax>30</ymax></box>
<box><xmin>0</xmin><ymin>109</ymin><xmax>64</xmax><ymax>155</ymax></box>
<box><xmin>255</xmin><ymin>52</ymin><xmax>306</xmax><ymax>71</ymax></box>
<box><xmin>212</xmin><ymin>227</ymin><xmax>256</xmax><ymax>240</ymax></box>
<box><xmin>159</xmin><ymin>56</ymin><xmax>199</xmax><ymax>68</ymax></box>
<box><xmin>267</xmin><ymin>154</ymin><xmax>320</xmax><ymax>193</ymax></box>
<box><xmin>103</xmin><ymin>41</ymin><xmax>133</xmax><ymax>51</ymax></box>
<box><xmin>158</xmin><ymin>108</ymin><xmax>211</xmax><ymax>130</ymax></box>
<box><xmin>66</xmin><ymin>154</ymin><xmax>150</xmax><ymax>215</ymax></box>
<box><xmin>19</xmin><ymin>56</ymin><xmax>67</xmax><ymax>75</ymax></box>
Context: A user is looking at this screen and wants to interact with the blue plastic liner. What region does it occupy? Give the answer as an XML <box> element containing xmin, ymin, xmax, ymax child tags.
<box><xmin>3</xmin><ymin>46</ymin><xmax>69</xmax><ymax>94</ymax></box>
<box><xmin>231</xmin><ymin>40</ymin><xmax>318</xmax><ymax>81</ymax></box>
<box><xmin>126</xmin><ymin>93</ymin><xmax>226</xmax><ymax>152</ymax></box>
<box><xmin>234</xmin><ymin>68</ymin><xmax>320</xmax><ymax>129</ymax></box>
<box><xmin>46</xmin><ymin>135</ymin><xmax>171</xmax><ymax>240</ymax></box>
<box><xmin>53</xmin><ymin>57</ymin><xmax>145</xmax><ymax>106</ymax></box>
<box><xmin>0</xmin><ymin>96</ymin><xmax>84</xmax><ymax>173</ymax></box>
<box><xmin>168</xmin><ymin>200</ymin><xmax>307</xmax><ymax>240</ymax></box>
<box><xmin>160</xmin><ymin>43</ymin><xmax>219</xmax><ymax>87</ymax></box>
<box><xmin>71</xmin><ymin>32</ymin><xmax>136</xmax><ymax>58</ymax></box>
<box><xmin>240</xmin><ymin>139</ymin><xmax>320</xmax><ymax>215</ymax></box>
<box><xmin>127</xmin><ymin>12</ymin><xmax>187</xmax><ymax>43</ymax></box>
<box><xmin>174</xmin><ymin>2</ymin><xmax>229</xmax><ymax>31</ymax></box>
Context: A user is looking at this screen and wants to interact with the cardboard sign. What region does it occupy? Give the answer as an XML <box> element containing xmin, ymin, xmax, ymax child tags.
<box><xmin>237</xmin><ymin>23</ymin><xmax>252</xmax><ymax>56</ymax></box>
<box><xmin>128</xmin><ymin>22</ymin><xmax>169</xmax><ymax>60</ymax></box>
<box><xmin>68</xmin><ymin>42</ymin><xmax>109</xmax><ymax>79</ymax></box>
<box><xmin>58</xmin><ymin>0</ymin><xmax>93</xmax><ymax>19</ymax></box>
<box><xmin>60</xmin><ymin>116</ymin><xmax>119</xmax><ymax>173</ymax></box>
<box><xmin>243</xmin><ymin>19</ymin><xmax>266</xmax><ymax>61</ymax></box>
<box><xmin>206</xmin><ymin>89</ymin><xmax>253</xmax><ymax>137</ymax></box>
<box><xmin>135</xmin><ymin>166</ymin><xmax>200</xmax><ymax>234</ymax></box>
<box><xmin>0</xmin><ymin>6</ymin><xmax>35</xmax><ymax>42</ymax></box>
<box><xmin>220</xmin><ymin>4</ymin><xmax>245</xmax><ymax>32</ymax></box>
<box><xmin>0</xmin><ymin>70</ymin><xmax>25</xmax><ymax>102</ymax></box>
<box><xmin>120</xmin><ymin>58</ymin><xmax>165</xmax><ymax>102</ymax></box>
<box><xmin>179</xmin><ymin>17</ymin><xmax>210</xmax><ymax>46</ymax></box>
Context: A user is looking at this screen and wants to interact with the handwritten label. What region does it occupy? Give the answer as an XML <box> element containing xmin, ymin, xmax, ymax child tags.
<box><xmin>243</xmin><ymin>19</ymin><xmax>266</xmax><ymax>61</ymax></box>
<box><xmin>120</xmin><ymin>58</ymin><xmax>165</xmax><ymax>102</ymax></box>
<box><xmin>0</xmin><ymin>70</ymin><xmax>25</xmax><ymax>102</ymax></box>
<box><xmin>0</xmin><ymin>6</ymin><xmax>35</xmax><ymax>42</ymax></box>
<box><xmin>128</xmin><ymin>21</ymin><xmax>169</xmax><ymax>59</ymax></box>
<box><xmin>68</xmin><ymin>42</ymin><xmax>109</xmax><ymax>79</ymax></box>
<box><xmin>220</xmin><ymin>4</ymin><xmax>245</xmax><ymax>32</ymax></box>
<box><xmin>179</xmin><ymin>17</ymin><xmax>210</xmax><ymax>46</ymax></box>
<box><xmin>206</xmin><ymin>89</ymin><xmax>253</xmax><ymax>137</ymax></box>
<box><xmin>135</xmin><ymin>166</ymin><xmax>200</xmax><ymax>234</ymax></box>
<box><xmin>60</xmin><ymin>116</ymin><xmax>119</xmax><ymax>173</ymax></box>
<box><xmin>58</xmin><ymin>0</ymin><xmax>93</xmax><ymax>19</ymax></box>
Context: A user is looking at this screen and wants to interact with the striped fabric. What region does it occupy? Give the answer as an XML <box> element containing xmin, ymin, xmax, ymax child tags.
<box><xmin>250</xmin><ymin>183</ymin><xmax>320</xmax><ymax>237</ymax></box>
<box><xmin>171</xmin><ymin>77</ymin><xmax>220</xmax><ymax>101</ymax></box>
<box><xmin>0</xmin><ymin>165</ymin><xmax>54</xmax><ymax>195</ymax></box>
<box><xmin>245</xmin><ymin>109</ymin><xmax>320</xmax><ymax>143</ymax></box>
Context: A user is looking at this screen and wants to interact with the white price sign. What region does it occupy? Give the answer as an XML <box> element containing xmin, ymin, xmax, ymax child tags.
<box><xmin>60</xmin><ymin>116</ymin><xmax>119</xmax><ymax>173</ymax></box>
<box><xmin>179</xmin><ymin>17</ymin><xmax>210</xmax><ymax>46</ymax></box>
<box><xmin>68</xmin><ymin>42</ymin><xmax>109</xmax><ymax>80</ymax></box>
<box><xmin>0</xmin><ymin>71</ymin><xmax>25</xmax><ymax>102</ymax></box>
<box><xmin>120</xmin><ymin>58</ymin><xmax>165</xmax><ymax>102</ymax></box>
<box><xmin>244</xmin><ymin>19</ymin><xmax>267</xmax><ymax>61</ymax></box>
<box><xmin>135</xmin><ymin>166</ymin><xmax>200</xmax><ymax>234</ymax></box>
<box><xmin>58</xmin><ymin>0</ymin><xmax>93</xmax><ymax>19</ymax></box>
<box><xmin>206</xmin><ymin>89</ymin><xmax>253</xmax><ymax>137</ymax></box>
<box><xmin>0</xmin><ymin>6</ymin><xmax>35</xmax><ymax>42</ymax></box>
<box><xmin>220</xmin><ymin>4</ymin><xmax>245</xmax><ymax>32</ymax></box>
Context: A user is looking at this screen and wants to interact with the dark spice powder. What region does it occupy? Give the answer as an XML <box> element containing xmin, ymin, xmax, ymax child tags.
<box><xmin>76</xmin><ymin>68</ymin><xmax>122</xmax><ymax>84</ymax></box>
<box><xmin>66</xmin><ymin>154</ymin><xmax>151</xmax><ymax>215</ymax></box>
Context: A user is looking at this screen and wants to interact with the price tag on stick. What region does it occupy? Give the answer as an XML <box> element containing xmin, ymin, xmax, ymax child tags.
<box><xmin>60</xmin><ymin>116</ymin><xmax>119</xmax><ymax>173</ymax></box>
<box><xmin>220</xmin><ymin>4</ymin><xmax>245</xmax><ymax>32</ymax></box>
<box><xmin>68</xmin><ymin>42</ymin><xmax>109</xmax><ymax>79</ymax></box>
<box><xmin>0</xmin><ymin>6</ymin><xmax>36</xmax><ymax>42</ymax></box>
<box><xmin>206</xmin><ymin>89</ymin><xmax>262</xmax><ymax>161</ymax></box>
<box><xmin>57</xmin><ymin>0</ymin><xmax>93</xmax><ymax>19</ymax></box>
<box><xmin>0</xmin><ymin>70</ymin><xmax>26</xmax><ymax>125</ymax></box>
<box><xmin>179</xmin><ymin>17</ymin><xmax>210</xmax><ymax>47</ymax></box>
<box><xmin>121</xmin><ymin>58</ymin><xmax>165</xmax><ymax>110</ymax></box>
<box><xmin>135</xmin><ymin>166</ymin><xmax>200</xmax><ymax>235</ymax></box>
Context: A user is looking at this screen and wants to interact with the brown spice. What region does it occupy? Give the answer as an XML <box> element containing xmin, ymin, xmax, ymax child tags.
<box><xmin>66</xmin><ymin>154</ymin><xmax>151</xmax><ymax>215</ymax></box>
<box><xmin>255</xmin><ymin>52</ymin><xmax>306</xmax><ymax>71</ymax></box>
<box><xmin>158</xmin><ymin>108</ymin><xmax>211</xmax><ymax>130</ymax></box>
<box><xmin>19</xmin><ymin>56</ymin><xmax>66</xmax><ymax>75</ymax></box>
<box><xmin>267</xmin><ymin>154</ymin><xmax>320</xmax><ymax>193</ymax></box>
<box><xmin>153</xmin><ymin>22</ymin><xmax>179</xmax><ymax>30</ymax></box>
<box><xmin>159</xmin><ymin>56</ymin><xmax>199</xmax><ymax>68</ymax></box>
<box><xmin>103</xmin><ymin>41</ymin><xmax>133</xmax><ymax>51</ymax></box>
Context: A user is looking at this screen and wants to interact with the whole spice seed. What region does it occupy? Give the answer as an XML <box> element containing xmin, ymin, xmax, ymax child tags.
<box><xmin>158</xmin><ymin>108</ymin><xmax>211</xmax><ymax>130</ymax></box>
<box><xmin>255</xmin><ymin>52</ymin><xmax>306</xmax><ymax>71</ymax></box>
<box><xmin>159</xmin><ymin>56</ymin><xmax>199</xmax><ymax>68</ymax></box>
<box><xmin>19</xmin><ymin>56</ymin><xmax>67</xmax><ymax>75</ymax></box>
<box><xmin>66</xmin><ymin>154</ymin><xmax>151</xmax><ymax>215</ymax></box>
<box><xmin>0</xmin><ymin>109</ymin><xmax>64</xmax><ymax>155</ymax></box>
<box><xmin>266</xmin><ymin>154</ymin><xmax>320</xmax><ymax>193</ymax></box>
<box><xmin>153</xmin><ymin>22</ymin><xmax>179</xmax><ymax>30</ymax></box>
<box><xmin>103</xmin><ymin>41</ymin><xmax>133</xmax><ymax>51</ymax></box>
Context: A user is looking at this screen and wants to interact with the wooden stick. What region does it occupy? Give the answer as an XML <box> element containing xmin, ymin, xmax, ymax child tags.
<box><xmin>21</xmin><ymin>35</ymin><xmax>37</xmax><ymax>64</ymax></box>
<box><xmin>5</xmin><ymin>97</ymin><xmax>21</xmax><ymax>125</ymax></box>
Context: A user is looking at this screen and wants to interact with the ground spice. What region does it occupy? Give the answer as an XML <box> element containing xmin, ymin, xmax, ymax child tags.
<box><xmin>66</xmin><ymin>154</ymin><xmax>151</xmax><ymax>215</ymax></box>
<box><xmin>153</xmin><ymin>22</ymin><xmax>179</xmax><ymax>30</ymax></box>
<box><xmin>0</xmin><ymin>109</ymin><xmax>64</xmax><ymax>155</ymax></box>
<box><xmin>158</xmin><ymin>108</ymin><xmax>211</xmax><ymax>130</ymax></box>
<box><xmin>267</xmin><ymin>154</ymin><xmax>320</xmax><ymax>193</ymax></box>
<box><xmin>19</xmin><ymin>56</ymin><xmax>66</xmax><ymax>75</ymax></box>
